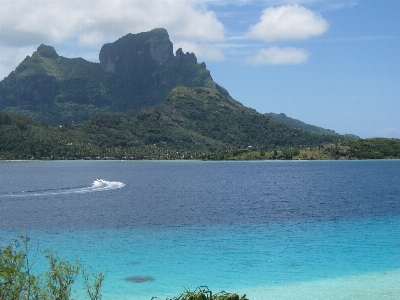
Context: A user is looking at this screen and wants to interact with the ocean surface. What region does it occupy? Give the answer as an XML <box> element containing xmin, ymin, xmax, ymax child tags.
<box><xmin>0</xmin><ymin>160</ymin><xmax>399</xmax><ymax>299</ymax></box>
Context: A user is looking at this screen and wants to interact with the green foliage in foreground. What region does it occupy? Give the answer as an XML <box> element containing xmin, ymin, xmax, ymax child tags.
<box><xmin>0</xmin><ymin>235</ymin><xmax>104</xmax><ymax>300</ymax></box>
<box><xmin>165</xmin><ymin>286</ymin><xmax>248</xmax><ymax>300</ymax></box>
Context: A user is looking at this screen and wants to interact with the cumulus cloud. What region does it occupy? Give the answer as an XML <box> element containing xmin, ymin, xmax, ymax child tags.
<box><xmin>176</xmin><ymin>41</ymin><xmax>225</xmax><ymax>61</ymax></box>
<box><xmin>0</xmin><ymin>0</ymin><xmax>227</xmax><ymax>78</ymax></box>
<box><xmin>78</xmin><ymin>32</ymin><xmax>105</xmax><ymax>46</ymax></box>
<box><xmin>247</xmin><ymin>4</ymin><xmax>329</xmax><ymax>41</ymax></box>
<box><xmin>0</xmin><ymin>46</ymin><xmax>36</xmax><ymax>80</ymax></box>
<box><xmin>0</xmin><ymin>0</ymin><xmax>225</xmax><ymax>49</ymax></box>
<box><xmin>246</xmin><ymin>46</ymin><xmax>309</xmax><ymax>65</ymax></box>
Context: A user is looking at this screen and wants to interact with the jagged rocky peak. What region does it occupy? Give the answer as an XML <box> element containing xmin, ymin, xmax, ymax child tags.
<box><xmin>175</xmin><ymin>48</ymin><xmax>197</xmax><ymax>64</ymax></box>
<box><xmin>99</xmin><ymin>28</ymin><xmax>174</xmax><ymax>74</ymax></box>
<box><xmin>36</xmin><ymin>44</ymin><xmax>59</xmax><ymax>59</ymax></box>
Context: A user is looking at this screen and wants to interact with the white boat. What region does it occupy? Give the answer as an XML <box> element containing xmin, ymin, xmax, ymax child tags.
<box><xmin>96</xmin><ymin>178</ymin><xmax>104</xmax><ymax>182</ymax></box>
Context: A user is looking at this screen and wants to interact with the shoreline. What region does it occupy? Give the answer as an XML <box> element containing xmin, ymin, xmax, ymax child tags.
<box><xmin>1</xmin><ymin>157</ymin><xmax>400</xmax><ymax>162</ymax></box>
<box><xmin>237</xmin><ymin>269</ymin><xmax>400</xmax><ymax>300</ymax></box>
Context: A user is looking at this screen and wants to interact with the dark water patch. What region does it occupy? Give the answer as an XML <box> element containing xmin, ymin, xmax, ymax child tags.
<box><xmin>127</xmin><ymin>261</ymin><xmax>141</xmax><ymax>265</ymax></box>
<box><xmin>217</xmin><ymin>247</ymin><xmax>235</xmax><ymax>252</ymax></box>
<box><xmin>125</xmin><ymin>276</ymin><xmax>155</xmax><ymax>283</ymax></box>
<box><xmin>242</xmin><ymin>261</ymin><xmax>259</xmax><ymax>266</ymax></box>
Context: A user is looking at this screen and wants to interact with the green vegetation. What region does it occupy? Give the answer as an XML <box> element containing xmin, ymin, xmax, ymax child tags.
<box><xmin>345</xmin><ymin>138</ymin><xmax>400</xmax><ymax>159</ymax></box>
<box><xmin>294</xmin><ymin>139</ymin><xmax>400</xmax><ymax>160</ymax></box>
<box><xmin>1</xmin><ymin>107</ymin><xmax>398</xmax><ymax>161</ymax></box>
<box><xmin>166</xmin><ymin>287</ymin><xmax>248</xmax><ymax>300</ymax></box>
<box><xmin>1</xmin><ymin>85</ymin><xmax>352</xmax><ymax>161</ymax></box>
<box><xmin>0</xmin><ymin>234</ymin><xmax>104</xmax><ymax>300</ymax></box>
<box><xmin>73</xmin><ymin>86</ymin><xmax>347</xmax><ymax>154</ymax></box>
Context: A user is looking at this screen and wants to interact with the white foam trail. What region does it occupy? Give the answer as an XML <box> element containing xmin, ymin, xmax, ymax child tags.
<box><xmin>0</xmin><ymin>180</ymin><xmax>125</xmax><ymax>198</ymax></box>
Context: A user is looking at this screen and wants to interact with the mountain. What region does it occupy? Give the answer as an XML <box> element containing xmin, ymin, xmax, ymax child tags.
<box><xmin>266</xmin><ymin>112</ymin><xmax>337</xmax><ymax>135</ymax></box>
<box><xmin>0</xmin><ymin>86</ymin><xmax>348</xmax><ymax>160</ymax></box>
<box><xmin>0</xmin><ymin>28</ymin><xmax>360</xmax><ymax>158</ymax></box>
<box><xmin>266</xmin><ymin>112</ymin><xmax>360</xmax><ymax>139</ymax></box>
<box><xmin>0</xmin><ymin>28</ymin><xmax>226</xmax><ymax>124</ymax></box>
<box><xmin>78</xmin><ymin>86</ymin><xmax>344</xmax><ymax>151</ymax></box>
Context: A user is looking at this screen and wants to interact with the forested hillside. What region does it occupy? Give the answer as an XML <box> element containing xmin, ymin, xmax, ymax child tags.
<box><xmin>3</xmin><ymin>94</ymin><xmax>397</xmax><ymax>161</ymax></box>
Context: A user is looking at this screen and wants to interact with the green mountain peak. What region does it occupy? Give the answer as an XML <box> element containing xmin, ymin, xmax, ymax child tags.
<box><xmin>0</xmin><ymin>28</ymin><xmax>222</xmax><ymax>124</ymax></box>
<box><xmin>36</xmin><ymin>44</ymin><xmax>59</xmax><ymax>59</ymax></box>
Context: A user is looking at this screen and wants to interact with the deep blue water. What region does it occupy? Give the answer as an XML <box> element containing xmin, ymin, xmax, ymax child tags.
<box><xmin>0</xmin><ymin>160</ymin><xmax>399</xmax><ymax>299</ymax></box>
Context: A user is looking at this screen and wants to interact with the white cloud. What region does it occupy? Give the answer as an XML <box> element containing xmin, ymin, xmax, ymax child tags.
<box><xmin>0</xmin><ymin>0</ymin><xmax>225</xmax><ymax>47</ymax></box>
<box><xmin>175</xmin><ymin>42</ymin><xmax>225</xmax><ymax>62</ymax></box>
<box><xmin>0</xmin><ymin>46</ymin><xmax>36</xmax><ymax>80</ymax></box>
<box><xmin>0</xmin><ymin>0</ymin><xmax>227</xmax><ymax>77</ymax></box>
<box><xmin>218</xmin><ymin>0</ymin><xmax>358</xmax><ymax>11</ymax></box>
<box><xmin>247</xmin><ymin>4</ymin><xmax>329</xmax><ymax>41</ymax></box>
<box><xmin>78</xmin><ymin>32</ymin><xmax>105</xmax><ymax>46</ymax></box>
<box><xmin>245</xmin><ymin>46</ymin><xmax>309</xmax><ymax>65</ymax></box>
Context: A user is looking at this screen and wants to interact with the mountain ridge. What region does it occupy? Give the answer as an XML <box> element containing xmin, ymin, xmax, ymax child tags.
<box><xmin>266</xmin><ymin>112</ymin><xmax>359</xmax><ymax>139</ymax></box>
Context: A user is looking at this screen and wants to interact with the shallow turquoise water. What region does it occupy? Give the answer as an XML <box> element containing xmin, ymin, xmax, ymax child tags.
<box><xmin>3</xmin><ymin>216</ymin><xmax>398</xmax><ymax>299</ymax></box>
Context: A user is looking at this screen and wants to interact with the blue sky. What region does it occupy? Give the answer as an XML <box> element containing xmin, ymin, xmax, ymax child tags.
<box><xmin>1</xmin><ymin>0</ymin><xmax>399</xmax><ymax>138</ymax></box>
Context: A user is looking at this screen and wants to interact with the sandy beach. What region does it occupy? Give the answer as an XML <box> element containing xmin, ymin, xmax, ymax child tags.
<box><xmin>239</xmin><ymin>269</ymin><xmax>400</xmax><ymax>300</ymax></box>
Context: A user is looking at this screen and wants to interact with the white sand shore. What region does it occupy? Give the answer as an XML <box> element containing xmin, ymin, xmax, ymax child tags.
<box><xmin>239</xmin><ymin>270</ymin><xmax>400</xmax><ymax>300</ymax></box>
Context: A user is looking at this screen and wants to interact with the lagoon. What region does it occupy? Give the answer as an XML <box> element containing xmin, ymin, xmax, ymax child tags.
<box><xmin>1</xmin><ymin>160</ymin><xmax>399</xmax><ymax>299</ymax></box>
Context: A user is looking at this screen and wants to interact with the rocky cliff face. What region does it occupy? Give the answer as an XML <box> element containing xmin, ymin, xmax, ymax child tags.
<box><xmin>99</xmin><ymin>28</ymin><xmax>174</xmax><ymax>75</ymax></box>
<box><xmin>0</xmin><ymin>45</ymin><xmax>62</xmax><ymax>110</ymax></box>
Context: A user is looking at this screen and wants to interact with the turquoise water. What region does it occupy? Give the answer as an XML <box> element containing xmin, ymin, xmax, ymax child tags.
<box><xmin>1</xmin><ymin>160</ymin><xmax>399</xmax><ymax>299</ymax></box>
<box><xmin>8</xmin><ymin>217</ymin><xmax>399</xmax><ymax>299</ymax></box>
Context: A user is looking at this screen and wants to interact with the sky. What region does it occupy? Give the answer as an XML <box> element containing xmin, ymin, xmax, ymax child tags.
<box><xmin>0</xmin><ymin>0</ymin><xmax>399</xmax><ymax>138</ymax></box>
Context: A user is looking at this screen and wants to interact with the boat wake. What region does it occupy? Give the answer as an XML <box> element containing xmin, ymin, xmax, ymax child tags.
<box><xmin>0</xmin><ymin>180</ymin><xmax>125</xmax><ymax>198</ymax></box>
